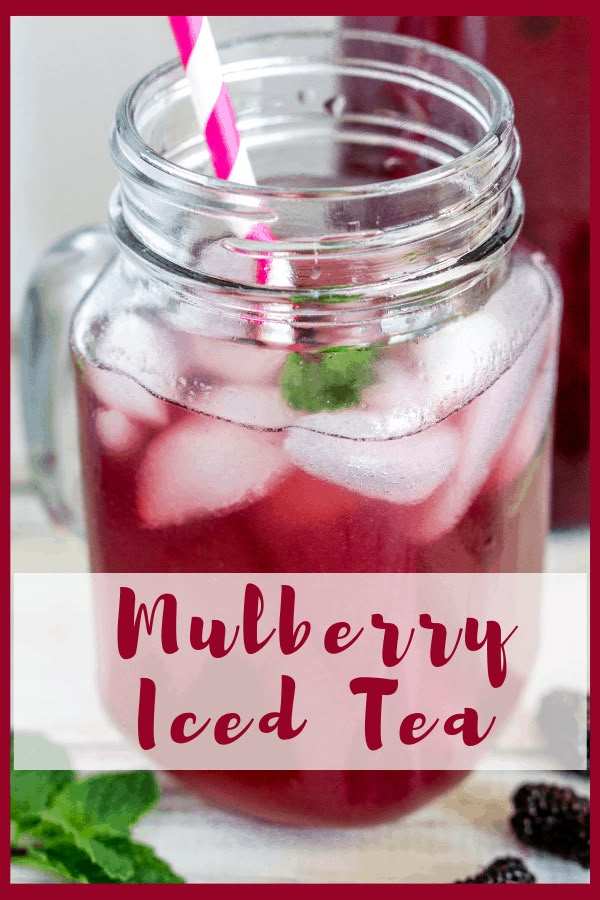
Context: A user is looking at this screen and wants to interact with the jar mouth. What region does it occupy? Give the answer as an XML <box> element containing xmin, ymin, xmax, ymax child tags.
<box><xmin>110</xmin><ymin>28</ymin><xmax>521</xmax><ymax>303</ymax></box>
<box><xmin>115</xmin><ymin>28</ymin><xmax>513</xmax><ymax>201</ymax></box>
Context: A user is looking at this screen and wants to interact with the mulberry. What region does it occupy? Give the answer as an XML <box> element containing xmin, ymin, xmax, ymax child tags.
<box><xmin>511</xmin><ymin>783</ymin><xmax>590</xmax><ymax>868</ymax></box>
<box><xmin>455</xmin><ymin>856</ymin><xmax>536</xmax><ymax>883</ymax></box>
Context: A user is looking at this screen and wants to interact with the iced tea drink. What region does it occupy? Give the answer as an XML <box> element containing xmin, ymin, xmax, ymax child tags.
<box><xmin>73</xmin><ymin>251</ymin><xmax>559</xmax><ymax>825</ymax></box>
<box><xmin>68</xmin><ymin>31</ymin><xmax>562</xmax><ymax>824</ymax></box>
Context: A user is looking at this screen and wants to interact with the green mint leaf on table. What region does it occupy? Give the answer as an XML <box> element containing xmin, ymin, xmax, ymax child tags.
<box><xmin>44</xmin><ymin>770</ymin><xmax>159</xmax><ymax>835</ymax></box>
<box><xmin>17</xmin><ymin>843</ymin><xmax>114</xmax><ymax>884</ymax></box>
<box><xmin>19</xmin><ymin>835</ymin><xmax>182</xmax><ymax>885</ymax></box>
<box><xmin>281</xmin><ymin>346</ymin><xmax>378</xmax><ymax>413</ymax></box>
<box><xmin>11</xmin><ymin>770</ymin><xmax>74</xmax><ymax>830</ymax></box>
<box><xmin>31</xmin><ymin>826</ymin><xmax>136</xmax><ymax>882</ymax></box>
<box><xmin>102</xmin><ymin>837</ymin><xmax>185</xmax><ymax>884</ymax></box>
<box><xmin>11</xmin><ymin>737</ymin><xmax>184</xmax><ymax>884</ymax></box>
<box><xmin>11</xmin><ymin>734</ymin><xmax>74</xmax><ymax>830</ymax></box>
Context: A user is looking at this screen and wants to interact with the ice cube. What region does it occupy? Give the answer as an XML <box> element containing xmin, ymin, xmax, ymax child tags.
<box><xmin>284</xmin><ymin>412</ymin><xmax>459</xmax><ymax>504</ymax></box>
<box><xmin>363</xmin><ymin>361</ymin><xmax>432</xmax><ymax>435</ymax></box>
<box><xmin>357</xmin><ymin>274</ymin><xmax>549</xmax><ymax>440</ymax></box>
<box><xmin>493</xmin><ymin>354</ymin><xmax>557</xmax><ymax>489</ymax></box>
<box><xmin>191</xmin><ymin>384</ymin><xmax>298</xmax><ymax>430</ymax></box>
<box><xmin>137</xmin><ymin>417</ymin><xmax>290</xmax><ymax>527</ymax></box>
<box><xmin>405</xmin><ymin>257</ymin><xmax>551</xmax><ymax>427</ymax></box>
<box><xmin>286</xmin><ymin>403</ymin><xmax>422</xmax><ymax>441</ymax></box>
<box><xmin>491</xmin><ymin>307</ymin><xmax>561</xmax><ymax>488</ymax></box>
<box><xmin>411</xmin><ymin>316</ymin><xmax>552</xmax><ymax>542</ymax></box>
<box><xmin>185</xmin><ymin>335</ymin><xmax>288</xmax><ymax>385</ymax></box>
<box><xmin>95</xmin><ymin>409</ymin><xmax>143</xmax><ymax>457</ymax></box>
<box><xmin>98</xmin><ymin>310</ymin><xmax>182</xmax><ymax>391</ymax></box>
<box><xmin>86</xmin><ymin>366</ymin><xmax>168</xmax><ymax>427</ymax></box>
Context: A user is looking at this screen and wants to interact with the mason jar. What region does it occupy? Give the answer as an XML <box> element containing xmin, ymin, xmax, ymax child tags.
<box><xmin>26</xmin><ymin>29</ymin><xmax>561</xmax><ymax>826</ymax></box>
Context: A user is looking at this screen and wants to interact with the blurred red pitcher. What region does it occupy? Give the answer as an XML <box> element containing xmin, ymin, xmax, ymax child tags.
<box><xmin>343</xmin><ymin>16</ymin><xmax>590</xmax><ymax>529</ymax></box>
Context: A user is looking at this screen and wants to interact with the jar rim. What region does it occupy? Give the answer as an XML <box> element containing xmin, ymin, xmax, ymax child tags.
<box><xmin>115</xmin><ymin>27</ymin><xmax>513</xmax><ymax>202</ymax></box>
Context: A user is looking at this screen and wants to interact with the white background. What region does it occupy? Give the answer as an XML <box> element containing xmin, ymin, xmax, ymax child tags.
<box><xmin>10</xmin><ymin>16</ymin><xmax>337</xmax><ymax>330</ymax></box>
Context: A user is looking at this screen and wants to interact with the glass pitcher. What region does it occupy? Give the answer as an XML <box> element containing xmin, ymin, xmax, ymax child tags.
<box><xmin>343</xmin><ymin>15</ymin><xmax>589</xmax><ymax>529</ymax></box>
<box><xmin>21</xmin><ymin>29</ymin><xmax>561</xmax><ymax>826</ymax></box>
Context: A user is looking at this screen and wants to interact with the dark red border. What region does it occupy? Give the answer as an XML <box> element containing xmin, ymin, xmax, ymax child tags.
<box><xmin>7</xmin><ymin>7</ymin><xmax>595</xmax><ymax>894</ymax></box>
<box><xmin>3</xmin><ymin>885</ymin><xmax>595</xmax><ymax>896</ymax></box>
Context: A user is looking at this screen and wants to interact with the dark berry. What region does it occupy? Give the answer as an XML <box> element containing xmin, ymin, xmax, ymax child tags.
<box><xmin>538</xmin><ymin>690</ymin><xmax>589</xmax><ymax>775</ymax></box>
<box><xmin>511</xmin><ymin>783</ymin><xmax>590</xmax><ymax>868</ymax></box>
<box><xmin>455</xmin><ymin>856</ymin><xmax>535</xmax><ymax>884</ymax></box>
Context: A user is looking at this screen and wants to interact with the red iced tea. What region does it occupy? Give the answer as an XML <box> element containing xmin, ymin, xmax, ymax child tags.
<box><xmin>77</xmin><ymin>378</ymin><xmax>550</xmax><ymax>580</ymax></box>
<box><xmin>73</xmin><ymin>255</ymin><xmax>556</xmax><ymax>824</ymax></box>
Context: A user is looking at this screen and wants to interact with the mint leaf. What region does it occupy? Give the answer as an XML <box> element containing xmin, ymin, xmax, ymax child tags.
<box><xmin>103</xmin><ymin>837</ymin><xmax>185</xmax><ymax>884</ymax></box>
<box><xmin>33</xmin><ymin>815</ymin><xmax>135</xmax><ymax>880</ymax></box>
<box><xmin>71</xmin><ymin>834</ymin><xmax>135</xmax><ymax>881</ymax></box>
<box><xmin>45</xmin><ymin>771</ymin><xmax>159</xmax><ymax>836</ymax></box>
<box><xmin>10</xmin><ymin>737</ymin><xmax>183</xmax><ymax>884</ymax></box>
<box><xmin>291</xmin><ymin>292</ymin><xmax>350</xmax><ymax>305</ymax></box>
<box><xmin>11</xmin><ymin>770</ymin><xmax>74</xmax><ymax>828</ymax></box>
<box><xmin>84</xmin><ymin>837</ymin><xmax>134</xmax><ymax>881</ymax></box>
<box><xmin>28</xmin><ymin>822</ymin><xmax>179</xmax><ymax>884</ymax></box>
<box><xmin>20</xmin><ymin>832</ymin><xmax>182</xmax><ymax>884</ymax></box>
<box><xmin>10</xmin><ymin>734</ymin><xmax>74</xmax><ymax>828</ymax></box>
<box><xmin>17</xmin><ymin>844</ymin><xmax>110</xmax><ymax>884</ymax></box>
<box><xmin>281</xmin><ymin>346</ymin><xmax>378</xmax><ymax>413</ymax></box>
<box><xmin>16</xmin><ymin>837</ymin><xmax>182</xmax><ymax>885</ymax></box>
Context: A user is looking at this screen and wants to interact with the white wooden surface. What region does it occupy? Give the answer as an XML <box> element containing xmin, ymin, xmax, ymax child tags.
<box><xmin>11</xmin><ymin>492</ymin><xmax>590</xmax><ymax>884</ymax></box>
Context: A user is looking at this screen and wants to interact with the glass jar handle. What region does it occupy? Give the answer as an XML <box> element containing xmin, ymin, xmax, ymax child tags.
<box><xmin>20</xmin><ymin>226</ymin><xmax>116</xmax><ymax>534</ymax></box>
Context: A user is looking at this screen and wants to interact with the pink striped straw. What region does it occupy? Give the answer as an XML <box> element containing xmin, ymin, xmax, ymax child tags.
<box><xmin>168</xmin><ymin>16</ymin><xmax>274</xmax><ymax>283</ymax></box>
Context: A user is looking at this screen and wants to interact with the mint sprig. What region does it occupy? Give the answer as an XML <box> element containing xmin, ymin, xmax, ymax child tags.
<box><xmin>43</xmin><ymin>770</ymin><xmax>159</xmax><ymax>834</ymax></box>
<box><xmin>281</xmin><ymin>345</ymin><xmax>378</xmax><ymax>413</ymax></box>
<box><xmin>11</xmin><ymin>770</ymin><xmax>74</xmax><ymax>829</ymax></box>
<box><xmin>11</xmin><ymin>740</ymin><xmax>183</xmax><ymax>884</ymax></box>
